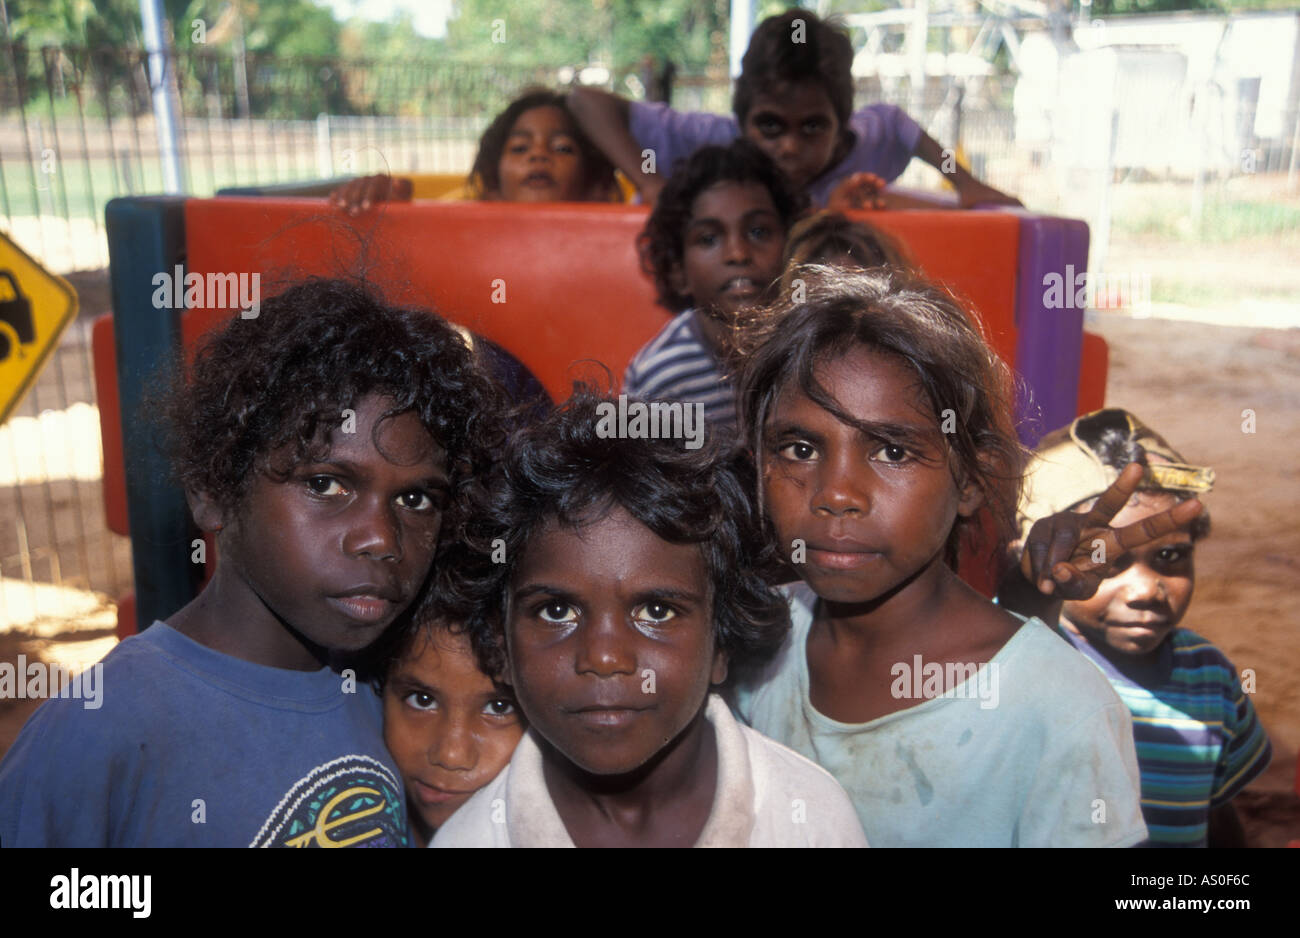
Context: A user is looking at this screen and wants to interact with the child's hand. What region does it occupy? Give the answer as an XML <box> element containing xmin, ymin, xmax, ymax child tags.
<box><xmin>328</xmin><ymin>174</ymin><xmax>413</xmax><ymax>215</ymax></box>
<box><xmin>956</xmin><ymin>177</ymin><xmax>1022</xmax><ymax>210</ymax></box>
<box><xmin>637</xmin><ymin>175</ymin><xmax>665</xmax><ymax>208</ymax></box>
<box><xmin>1020</xmin><ymin>463</ymin><xmax>1204</xmax><ymax>600</ymax></box>
<box><xmin>828</xmin><ymin>172</ymin><xmax>887</xmax><ymax>211</ymax></box>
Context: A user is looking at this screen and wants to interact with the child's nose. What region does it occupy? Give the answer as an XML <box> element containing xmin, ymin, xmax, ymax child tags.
<box><xmin>813</xmin><ymin>454</ymin><xmax>870</xmax><ymax>516</ymax></box>
<box><xmin>574</xmin><ymin>612</ymin><xmax>637</xmax><ymax>677</ymax></box>
<box><xmin>724</xmin><ymin>231</ymin><xmax>752</xmax><ymax>264</ymax></box>
<box><xmin>774</xmin><ymin>131</ymin><xmax>801</xmax><ymax>160</ymax></box>
<box><xmin>343</xmin><ymin>498</ymin><xmax>402</xmax><ymax>562</ymax></box>
<box><xmin>429</xmin><ymin>719</ymin><xmax>476</xmax><ymax>771</ymax></box>
<box><xmin>1120</xmin><ymin>566</ymin><xmax>1168</xmax><ymax>606</ymax></box>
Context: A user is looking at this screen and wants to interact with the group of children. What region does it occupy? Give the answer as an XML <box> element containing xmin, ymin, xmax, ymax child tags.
<box><xmin>0</xmin><ymin>8</ymin><xmax>1270</xmax><ymax>849</ymax></box>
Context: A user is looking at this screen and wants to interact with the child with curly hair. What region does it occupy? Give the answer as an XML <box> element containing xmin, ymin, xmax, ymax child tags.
<box><xmin>624</xmin><ymin>139</ymin><xmax>806</xmax><ymax>437</ymax></box>
<box><xmin>0</xmin><ymin>278</ymin><xmax>504</xmax><ymax>846</ymax></box>
<box><xmin>331</xmin><ymin>89</ymin><xmax>621</xmax><ymax>212</ymax></box>
<box><xmin>430</xmin><ymin>389</ymin><xmax>867</xmax><ymax>847</ymax></box>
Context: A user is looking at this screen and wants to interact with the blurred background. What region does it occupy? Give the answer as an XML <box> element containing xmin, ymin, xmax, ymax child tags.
<box><xmin>1</xmin><ymin>0</ymin><xmax>1297</xmax><ymax>841</ymax></box>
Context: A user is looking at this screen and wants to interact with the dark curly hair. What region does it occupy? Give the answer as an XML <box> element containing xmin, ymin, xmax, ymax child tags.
<box><xmin>469</xmin><ymin>88</ymin><xmax>618</xmax><ymax>201</ymax></box>
<box><xmin>639</xmin><ymin>139</ymin><xmax>808</xmax><ymax>312</ymax></box>
<box><xmin>367</xmin><ymin>591</ymin><xmax>522</xmax><ymax>712</ymax></box>
<box><xmin>159</xmin><ymin>277</ymin><xmax>505</xmax><ymax>521</ymax></box>
<box><xmin>737</xmin><ymin>265</ymin><xmax>1025</xmax><ymax>568</ymax></box>
<box><xmin>733</xmin><ymin>9</ymin><xmax>855</xmax><ymax>132</ymax></box>
<box><xmin>438</xmin><ymin>387</ymin><xmax>791</xmax><ymax>682</ymax></box>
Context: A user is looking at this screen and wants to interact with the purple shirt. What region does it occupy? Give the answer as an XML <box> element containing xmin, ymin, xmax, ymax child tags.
<box><xmin>629</xmin><ymin>100</ymin><xmax>923</xmax><ymax>206</ymax></box>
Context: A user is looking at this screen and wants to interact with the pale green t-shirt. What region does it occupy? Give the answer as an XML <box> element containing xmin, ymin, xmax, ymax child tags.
<box><xmin>731</xmin><ymin>584</ymin><xmax>1148</xmax><ymax>847</ymax></box>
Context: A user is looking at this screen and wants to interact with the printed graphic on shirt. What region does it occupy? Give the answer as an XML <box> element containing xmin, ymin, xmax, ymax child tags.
<box><xmin>250</xmin><ymin>754</ymin><xmax>407</xmax><ymax>848</ymax></box>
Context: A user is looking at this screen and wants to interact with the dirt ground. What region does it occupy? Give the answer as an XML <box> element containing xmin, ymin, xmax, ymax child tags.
<box><xmin>1089</xmin><ymin>312</ymin><xmax>1300</xmax><ymax>847</ymax></box>
<box><xmin>0</xmin><ymin>308</ymin><xmax>1297</xmax><ymax>847</ymax></box>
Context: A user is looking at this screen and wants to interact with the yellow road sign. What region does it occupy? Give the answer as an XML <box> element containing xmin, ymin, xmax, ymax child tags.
<box><xmin>0</xmin><ymin>232</ymin><xmax>78</xmax><ymax>424</ymax></box>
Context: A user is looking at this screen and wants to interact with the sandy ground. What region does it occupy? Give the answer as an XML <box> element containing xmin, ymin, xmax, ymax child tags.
<box><xmin>0</xmin><ymin>307</ymin><xmax>1296</xmax><ymax>846</ymax></box>
<box><xmin>1089</xmin><ymin>312</ymin><xmax>1300</xmax><ymax>847</ymax></box>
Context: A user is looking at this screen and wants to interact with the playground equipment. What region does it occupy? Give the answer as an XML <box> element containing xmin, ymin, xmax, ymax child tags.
<box><xmin>94</xmin><ymin>194</ymin><xmax>1106</xmax><ymax>634</ymax></box>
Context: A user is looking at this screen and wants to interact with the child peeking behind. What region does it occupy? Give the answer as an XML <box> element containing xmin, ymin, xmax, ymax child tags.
<box><xmin>625</xmin><ymin>139</ymin><xmax>806</xmax><ymax>438</ymax></box>
<box><xmin>331</xmin><ymin>88</ymin><xmax>621</xmax><ymax>212</ymax></box>
<box><xmin>378</xmin><ymin>600</ymin><xmax>526</xmax><ymax>847</ymax></box>
<box><xmin>568</xmin><ymin>9</ymin><xmax>1020</xmax><ymax>211</ymax></box>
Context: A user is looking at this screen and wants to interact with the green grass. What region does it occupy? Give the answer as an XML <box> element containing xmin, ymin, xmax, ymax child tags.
<box><xmin>1114</xmin><ymin>194</ymin><xmax>1300</xmax><ymax>243</ymax></box>
<box><xmin>1151</xmin><ymin>278</ymin><xmax>1300</xmax><ymax>306</ymax></box>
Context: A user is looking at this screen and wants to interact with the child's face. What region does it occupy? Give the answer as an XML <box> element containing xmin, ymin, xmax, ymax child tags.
<box><xmin>213</xmin><ymin>393</ymin><xmax>448</xmax><ymax>661</ymax></box>
<box><xmin>504</xmin><ymin>504</ymin><xmax>726</xmax><ymax>777</ymax></box>
<box><xmin>383</xmin><ymin>628</ymin><xmax>524</xmax><ymax>834</ymax></box>
<box><xmin>1062</xmin><ymin>492</ymin><xmax>1196</xmax><ymax>656</ymax></box>
<box><xmin>496</xmin><ymin>105</ymin><xmax>588</xmax><ymax>202</ymax></box>
<box><xmin>672</xmin><ymin>180</ymin><xmax>786</xmax><ymax>321</ymax></box>
<box><xmin>762</xmin><ymin>348</ymin><xmax>982</xmax><ymax>606</ymax></box>
<box><xmin>741</xmin><ymin>80</ymin><xmax>842</xmax><ymax>191</ymax></box>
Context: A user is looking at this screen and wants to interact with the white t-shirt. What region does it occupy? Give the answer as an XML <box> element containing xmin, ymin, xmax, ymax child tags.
<box><xmin>732</xmin><ymin>585</ymin><xmax>1149</xmax><ymax>847</ymax></box>
<box><xmin>431</xmin><ymin>693</ymin><xmax>867</xmax><ymax>847</ymax></box>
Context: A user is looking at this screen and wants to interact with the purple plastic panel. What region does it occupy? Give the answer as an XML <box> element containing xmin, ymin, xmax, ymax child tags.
<box><xmin>1013</xmin><ymin>216</ymin><xmax>1091</xmax><ymax>447</ymax></box>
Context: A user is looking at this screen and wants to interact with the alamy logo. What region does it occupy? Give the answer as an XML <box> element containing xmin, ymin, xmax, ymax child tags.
<box><xmin>595</xmin><ymin>394</ymin><xmax>705</xmax><ymax>450</ymax></box>
<box><xmin>151</xmin><ymin>265</ymin><xmax>261</xmax><ymax>318</ymax></box>
<box><xmin>890</xmin><ymin>655</ymin><xmax>1000</xmax><ymax>709</ymax></box>
<box><xmin>50</xmin><ymin>869</ymin><xmax>151</xmax><ymax>918</ymax></box>
<box><xmin>1041</xmin><ymin>264</ymin><xmax>1150</xmax><ymax>314</ymax></box>
<box><xmin>0</xmin><ymin>655</ymin><xmax>102</xmax><ymax>709</ymax></box>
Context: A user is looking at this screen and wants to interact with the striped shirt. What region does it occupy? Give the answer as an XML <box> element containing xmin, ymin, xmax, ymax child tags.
<box><xmin>623</xmin><ymin>309</ymin><xmax>737</xmax><ymax>438</ymax></box>
<box><xmin>1058</xmin><ymin>625</ymin><xmax>1272</xmax><ymax>846</ymax></box>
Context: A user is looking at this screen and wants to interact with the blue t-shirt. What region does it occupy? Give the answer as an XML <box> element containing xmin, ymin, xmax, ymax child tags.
<box><xmin>0</xmin><ymin>622</ymin><xmax>408</xmax><ymax>847</ymax></box>
<box><xmin>1057</xmin><ymin>625</ymin><xmax>1272</xmax><ymax>846</ymax></box>
<box><xmin>629</xmin><ymin>101</ymin><xmax>924</xmax><ymax>206</ymax></box>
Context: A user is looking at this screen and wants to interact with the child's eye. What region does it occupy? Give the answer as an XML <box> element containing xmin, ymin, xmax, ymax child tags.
<box><xmin>777</xmin><ymin>440</ymin><xmax>818</xmax><ymax>461</ymax></box>
<box><xmin>403</xmin><ymin>691</ymin><xmax>438</xmax><ymax>712</ymax></box>
<box><xmin>552</xmin><ymin>137</ymin><xmax>577</xmax><ymax>154</ymax></box>
<box><xmin>1156</xmin><ymin>545</ymin><xmax>1191</xmax><ymax>565</ymax></box>
<box><xmin>483</xmin><ymin>698</ymin><xmax>517</xmax><ymax>717</ymax></box>
<box><xmin>755</xmin><ymin>118</ymin><xmax>783</xmax><ymax>137</ymax></box>
<box><xmin>396</xmin><ymin>490</ymin><xmax>438</xmax><ymax>512</ymax></box>
<box><xmin>538</xmin><ymin>601</ymin><xmax>577</xmax><ymax>624</ymax></box>
<box><xmin>749</xmin><ymin>225</ymin><xmax>772</xmax><ymax>240</ymax></box>
<box><xmin>307</xmin><ymin>475</ymin><xmax>347</xmax><ymax>496</ymax></box>
<box><xmin>872</xmin><ymin>443</ymin><xmax>911</xmax><ymax>464</ymax></box>
<box><xmin>802</xmin><ymin>119</ymin><xmax>829</xmax><ymax>136</ymax></box>
<box><xmin>694</xmin><ymin>232</ymin><xmax>719</xmax><ymax>247</ymax></box>
<box><xmin>633</xmin><ymin>601</ymin><xmax>677</xmax><ymax>624</ymax></box>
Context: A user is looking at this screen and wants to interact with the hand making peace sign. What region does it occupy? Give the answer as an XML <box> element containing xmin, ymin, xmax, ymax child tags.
<box><xmin>1020</xmin><ymin>462</ymin><xmax>1204</xmax><ymax>601</ymax></box>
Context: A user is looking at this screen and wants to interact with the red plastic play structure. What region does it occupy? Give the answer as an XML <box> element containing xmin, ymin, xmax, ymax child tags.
<box><xmin>94</xmin><ymin>197</ymin><xmax>1108</xmax><ymax>634</ymax></box>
